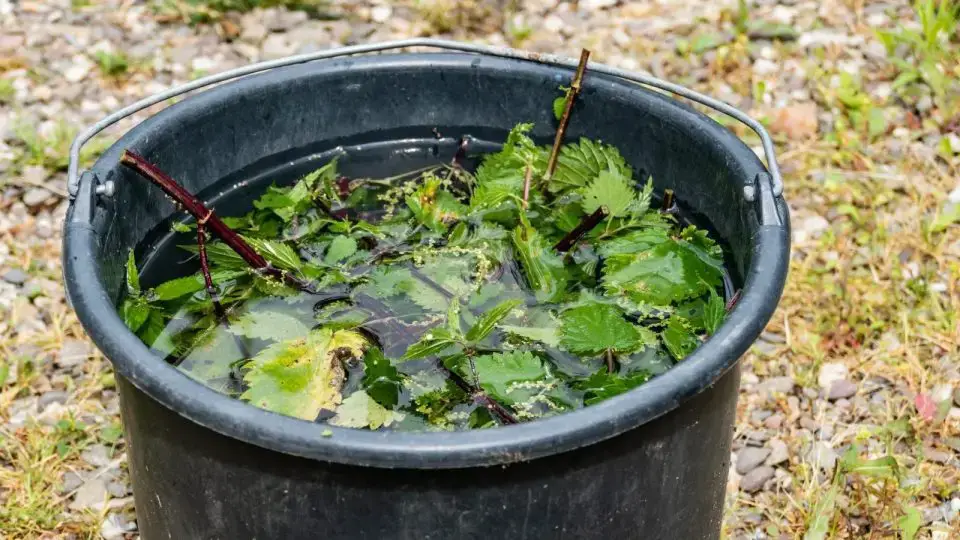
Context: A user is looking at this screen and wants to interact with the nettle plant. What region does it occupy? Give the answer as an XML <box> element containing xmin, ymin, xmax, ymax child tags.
<box><xmin>119</xmin><ymin>53</ymin><xmax>736</xmax><ymax>431</ymax></box>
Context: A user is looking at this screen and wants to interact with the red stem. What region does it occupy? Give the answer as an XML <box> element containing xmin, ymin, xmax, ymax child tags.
<box><xmin>198</xmin><ymin>222</ymin><xmax>227</xmax><ymax>322</ymax></box>
<box><xmin>554</xmin><ymin>207</ymin><xmax>608</xmax><ymax>252</ymax></box>
<box><xmin>120</xmin><ymin>150</ymin><xmax>319</xmax><ymax>294</ymax></box>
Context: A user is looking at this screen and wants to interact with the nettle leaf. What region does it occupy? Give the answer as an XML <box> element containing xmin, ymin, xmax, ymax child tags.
<box><xmin>244</xmin><ymin>237</ymin><xmax>303</xmax><ymax>271</ymax></box>
<box><xmin>153</xmin><ymin>269</ymin><xmax>247</xmax><ymax>301</ymax></box>
<box><xmin>661</xmin><ymin>315</ymin><xmax>700</xmax><ymax>361</ymax></box>
<box><xmin>241</xmin><ymin>329</ymin><xmax>364</xmax><ymax>420</ymax></box>
<box><xmin>559</xmin><ymin>303</ymin><xmax>645</xmax><ymax>356</ymax></box>
<box><xmin>680</xmin><ymin>225</ymin><xmax>724</xmax><ymax>260</ymax></box>
<box><xmin>324</xmin><ymin>236</ymin><xmax>358</xmax><ymax>265</ymax></box>
<box><xmin>465</xmin><ymin>299</ymin><xmax>522</xmax><ymax>342</ymax></box>
<box><xmin>551</xmin><ymin>138</ymin><xmax>631</xmax><ymax>190</ymax></box>
<box><xmin>364</xmin><ymin>266</ymin><xmax>414</xmax><ymax>298</ymax></box>
<box><xmin>703</xmin><ymin>288</ymin><xmax>725</xmax><ymax>335</ymax></box>
<box><xmin>362</xmin><ymin>348</ymin><xmax>403</xmax><ymax>407</ymax></box>
<box><xmin>125</xmin><ymin>250</ymin><xmax>140</xmax><ymax>296</ymax></box>
<box><xmin>231</xmin><ymin>311</ymin><xmax>310</xmax><ymax>342</ymax></box>
<box><xmin>576</xmin><ymin>369</ymin><xmax>652</xmax><ymax>405</ymax></box>
<box><xmin>580</xmin><ymin>169</ymin><xmax>635</xmax><ymax>217</ymax></box>
<box><xmin>602</xmin><ymin>233</ymin><xmax>723</xmax><ymax>306</ymax></box>
<box><xmin>180</xmin><ymin>242</ymin><xmax>247</xmax><ymax>270</ymax></box>
<box><xmin>121</xmin><ymin>298</ymin><xmax>150</xmax><ymax>332</ymax></box>
<box><xmin>329</xmin><ymin>390</ymin><xmax>405</xmax><ymax>430</ymax></box>
<box><xmin>511</xmin><ymin>225</ymin><xmax>569</xmax><ymax>303</ymax></box>
<box><xmin>406</xmin><ymin>178</ymin><xmax>467</xmax><ymax>233</ymax></box>
<box><xmin>470</xmin><ymin>351</ymin><xmax>547</xmax><ymax>403</ymax></box>
<box><xmin>501</xmin><ymin>325</ymin><xmax>560</xmax><ymax>347</ymax></box>
<box><xmin>474</xmin><ymin>123</ymin><xmax>543</xmax><ymax>190</ymax></box>
<box><xmin>402</xmin><ymin>328</ymin><xmax>460</xmax><ymax>361</ymax></box>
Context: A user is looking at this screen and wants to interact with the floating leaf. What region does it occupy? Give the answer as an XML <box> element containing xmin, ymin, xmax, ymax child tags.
<box><xmin>559</xmin><ymin>303</ymin><xmax>644</xmax><ymax>356</ymax></box>
<box><xmin>153</xmin><ymin>270</ymin><xmax>247</xmax><ymax>300</ymax></box>
<box><xmin>470</xmin><ymin>351</ymin><xmax>546</xmax><ymax>402</ymax></box>
<box><xmin>602</xmin><ymin>235</ymin><xmax>723</xmax><ymax>305</ymax></box>
<box><xmin>576</xmin><ymin>369</ymin><xmax>651</xmax><ymax>405</ymax></box>
<box><xmin>241</xmin><ymin>329</ymin><xmax>363</xmax><ymax>420</ymax></box>
<box><xmin>661</xmin><ymin>315</ymin><xmax>700</xmax><ymax>360</ymax></box>
<box><xmin>329</xmin><ymin>390</ymin><xmax>405</xmax><ymax>429</ymax></box>
<box><xmin>121</xmin><ymin>298</ymin><xmax>150</xmax><ymax>332</ymax></box>
<box><xmin>231</xmin><ymin>311</ymin><xmax>310</xmax><ymax>342</ymax></box>
<box><xmin>703</xmin><ymin>288</ymin><xmax>725</xmax><ymax>335</ymax></box>
<box><xmin>402</xmin><ymin>328</ymin><xmax>460</xmax><ymax>361</ymax></box>
<box><xmin>465</xmin><ymin>299</ymin><xmax>522</xmax><ymax>342</ymax></box>
<box><xmin>324</xmin><ymin>236</ymin><xmax>358</xmax><ymax>265</ymax></box>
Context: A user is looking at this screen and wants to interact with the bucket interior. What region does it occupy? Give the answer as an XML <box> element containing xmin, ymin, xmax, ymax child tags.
<box><xmin>90</xmin><ymin>53</ymin><xmax>767</xmax><ymax>303</ymax></box>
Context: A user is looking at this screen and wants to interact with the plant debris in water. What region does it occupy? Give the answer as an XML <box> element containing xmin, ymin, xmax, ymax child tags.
<box><xmin>118</xmin><ymin>53</ymin><xmax>733</xmax><ymax>432</ymax></box>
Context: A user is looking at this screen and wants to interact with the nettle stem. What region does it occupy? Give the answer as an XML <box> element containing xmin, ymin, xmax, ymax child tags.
<box><xmin>521</xmin><ymin>165</ymin><xmax>532</xmax><ymax>208</ymax></box>
<box><xmin>545</xmin><ymin>49</ymin><xmax>591</xmax><ymax>181</ymax></box>
<box><xmin>438</xmin><ymin>360</ymin><xmax>518</xmax><ymax>425</ymax></box>
<box><xmin>120</xmin><ymin>150</ymin><xmax>320</xmax><ymax>295</ymax></box>
<box><xmin>197</xmin><ymin>221</ymin><xmax>228</xmax><ymax>322</ymax></box>
<box><xmin>660</xmin><ymin>188</ymin><xmax>676</xmax><ymax>214</ymax></box>
<box><xmin>554</xmin><ymin>207</ymin><xmax>608</xmax><ymax>252</ymax></box>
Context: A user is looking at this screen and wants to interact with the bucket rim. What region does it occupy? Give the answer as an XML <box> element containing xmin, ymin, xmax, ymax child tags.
<box><xmin>64</xmin><ymin>52</ymin><xmax>790</xmax><ymax>469</ymax></box>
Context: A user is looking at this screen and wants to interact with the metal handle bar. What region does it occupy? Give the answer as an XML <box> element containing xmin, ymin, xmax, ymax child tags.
<box><xmin>67</xmin><ymin>38</ymin><xmax>782</xmax><ymax>200</ymax></box>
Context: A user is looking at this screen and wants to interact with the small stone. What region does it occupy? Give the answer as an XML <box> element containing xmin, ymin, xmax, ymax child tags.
<box><xmin>2</xmin><ymin>268</ymin><xmax>28</xmax><ymax>285</ymax></box>
<box><xmin>22</xmin><ymin>187</ymin><xmax>51</xmax><ymax>207</ymax></box>
<box><xmin>38</xmin><ymin>391</ymin><xmax>68</xmax><ymax>409</ymax></box>
<box><xmin>916</xmin><ymin>95</ymin><xmax>933</xmax><ymax>113</ymax></box>
<box><xmin>757</xmin><ymin>376</ymin><xmax>795</xmax><ymax>396</ymax></box>
<box><xmin>751</xmin><ymin>410</ymin><xmax>773</xmax><ymax>423</ymax></box>
<box><xmin>827</xmin><ymin>379</ymin><xmax>857</xmax><ymax>400</ymax></box>
<box><xmin>62</xmin><ymin>471</ymin><xmax>85</xmax><ymax>493</ymax></box>
<box><xmin>769</xmin><ymin>103</ymin><xmax>818</xmax><ymax>139</ymax></box>
<box><xmin>740</xmin><ymin>466</ymin><xmax>775</xmax><ymax>492</ymax></box>
<box><xmin>100</xmin><ymin>513</ymin><xmax>134</xmax><ymax>540</ymax></box>
<box><xmin>766</xmin><ymin>439</ymin><xmax>789</xmax><ymax>466</ymax></box>
<box><xmin>923</xmin><ymin>448</ymin><xmax>953</xmax><ymax>464</ymax></box>
<box><xmin>764</xmin><ymin>414</ymin><xmax>784</xmax><ymax>429</ymax></box>
<box><xmin>543</xmin><ymin>15</ymin><xmax>564</xmax><ymax>33</ymax></box>
<box><xmin>81</xmin><ymin>444</ymin><xmax>111</xmax><ymax>468</ymax></box>
<box><xmin>582</xmin><ymin>0</ymin><xmax>618</xmax><ymax>7</ymax></box>
<box><xmin>818</xmin><ymin>362</ymin><xmax>849</xmax><ymax>390</ymax></box>
<box><xmin>736</xmin><ymin>446</ymin><xmax>772</xmax><ymax>474</ymax></box>
<box><xmin>806</xmin><ymin>441</ymin><xmax>838</xmax><ymax>472</ymax></box>
<box><xmin>803</xmin><ymin>387</ymin><xmax>818</xmax><ymax>400</ymax></box>
<box><xmin>69</xmin><ymin>478</ymin><xmax>108</xmax><ymax>511</ymax></box>
<box><xmin>58</xmin><ymin>339</ymin><xmax>94</xmax><ymax>367</ymax></box>
<box><xmin>370</xmin><ymin>5</ymin><xmax>392</xmax><ymax>23</ymax></box>
<box><xmin>106</xmin><ymin>481</ymin><xmax>130</xmax><ymax>498</ymax></box>
<box><xmin>744</xmin><ymin>430</ymin><xmax>771</xmax><ymax>445</ymax></box>
<box><xmin>261</xmin><ymin>34</ymin><xmax>295</xmax><ymax>60</ymax></box>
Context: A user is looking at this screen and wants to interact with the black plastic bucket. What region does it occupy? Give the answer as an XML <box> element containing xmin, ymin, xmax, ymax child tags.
<box><xmin>64</xmin><ymin>45</ymin><xmax>789</xmax><ymax>539</ymax></box>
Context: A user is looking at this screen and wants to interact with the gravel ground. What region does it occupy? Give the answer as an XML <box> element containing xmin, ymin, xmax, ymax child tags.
<box><xmin>1</xmin><ymin>0</ymin><xmax>958</xmax><ymax>538</ymax></box>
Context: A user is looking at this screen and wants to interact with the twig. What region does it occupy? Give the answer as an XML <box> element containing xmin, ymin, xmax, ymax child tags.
<box><xmin>554</xmin><ymin>206</ymin><xmax>608</xmax><ymax>252</ymax></box>
<box><xmin>660</xmin><ymin>188</ymin><xmax>676</xmax><ymax>213</ymax></box>
<box><xmin>544</xmin><ymin>49</ymin><xmax>591</xmax><ymax>181</ymax></box>
<box><xmin>725</xmin><ymin>289</ymin><xmax>742</xmax><ymax>311</ymax></box>
<box><xmin>521</xmin><ymin>164</ymin><xmax>532</xmax><ymax>208</ymax></box>
<box><xmin>120</xmin><ymin>150</ymin><xmax>320</xmax><ymax>295</ymax></box>
<box><xmin>197</xmin><ymin>221</ymin><xmax>228</xmax><ymax>322</ymax></box>
<box><xmin>605</xmin><ymin>348</ymin><xmax>616</xmax><ymax>374</ymax></box>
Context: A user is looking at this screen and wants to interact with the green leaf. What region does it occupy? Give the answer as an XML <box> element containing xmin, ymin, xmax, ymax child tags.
<box><xmin>552</xmin><ymin>95</ymin><xmax>566</xmax><ymax>120</ymax></box>
<box><xmin>324</xmin><ymin>236</ymin><xmax>358</xmax><ymax>265</ymax></box>
<box><xmin>803</xmin><ymin>485</ymin><xmax>838</xmax><ymax>540</ymax></box>
<box><xmin>500</xmin><ymin>325</ymin><xmax>560</xmax><ymax>347</ymax></box>
<box><xmin>243</xmin><ymin>237</ymin><xmax>302</xmax><ymax>271</ymax></box>
<box><xmin>471</xmin><ymin>351</ymin><xmax>546</xmax><ymax>402</ymax></box>
<box><xmin>329</xmin><ymin>390</ymin><xmax>405</xmax><ymax>430</ymax></box>
<box><xmin>180</xmin><ymin>242</ymin><xmax>248</xmax><ymax>270</ymax></box>
<box><xmin>559</xmin><ymin>303</ymin><xmax>644</xmax><ymax>356</ymax></box>
<box><xmin>465</xmin><ymin>299</ymin><xmax>522</xmax><ymax>342</ymax></box>
<box><xmin>703</xmin><ymin>288</ymin><xmax>725</xmax><ymax>335</ymax></box>
<box><xmin>230</xmin><ymin>311</ymin><xmax>310</xmax><ymax>341</ymax></box>
<box><xmin>511</xmin><ymin>225</ymin><xmax>569</xmax><ymax>303</ymax></box>
<box><xmin>575</xmin><ymin>370</ymin><xmax>651</xmax><ymax>405</ymax></box>
<box><xmin>690</xmin><ymin>32</ymin><xmax>730</xmax><ymax>54</ymax></box>
<box><xmin>551</xmin><ymin>138</ymin><xmax>631</xmax><ymax>190</ymax></box>
<box><xmin>602</xmin><ymin>233</ymin><xmax>723</xmax><ymax>305</ymax></box>
<box><xmin>897</xmin><ymin>506</ymin><xmax>921</xmax><ymax>540</ymax></box>
<box><xmin>839</xmin><ymin>449</ymin><xmax>899</xmax><ymax>478</ymax></box>
<box><xmin>153</xmin><ymin>270</ymin><xmax>247</xmax><ymax>300</ymax></box>
<box><xmin>125</xmin><ymin>250</ymin><xmax>140</xmax><ymax>296</ymax></box>
<box><xmin>401</xmin><ymin>328</ymin><xmax>460</xmax><ymax>361</ymax></box>
<box><xmin>661</xmin><ymin>315</ymin><xmax>700</xmax><ymax>360</ymax></box>
<box><xmin>931</xmin><ymin>202</ymin><xmax>960</xmax><ymax>233</ymax></box>
<box><xmin>241</xmin><ymin>329</ymin><xmax>363</xmax><ymax>420</ymax></box>
<box><xmin>746</xmin><ymin>20</ymin><xmax>799</xmax><ymax>40</ymax></box>
<box><xmin>121</xmin><ymin>298</ymin><xmax>150</xmax><ymax>332</ymax></box>
<box><xmin>362</xmin><ymin>348</ymin><xmax>403</xmax><ymax>407</ymax></box>
<box><xmin>580</xmin><ymin>169</ymin><xmax>635</xmax><ymax>217</ymax></box>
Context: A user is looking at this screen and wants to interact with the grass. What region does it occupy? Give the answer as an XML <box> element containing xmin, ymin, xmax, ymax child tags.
<box><xmin>7</xmin><ymin>120</ymin><xmax>112</xmax><ymax>174</ymax></box>
<box><xmin>152</xmin><ymin>0</ymin><xmax>332</xmax><ymax>24</ymax></box>
<box><xmin>94</xmin><ymin>51</ymin><xmax>130</xmax><ymax>78</ymax></box>
<box><xmin>0</xmin><ymin>78</ymin><xmax>14</xmax><ymax>104</ymax></box>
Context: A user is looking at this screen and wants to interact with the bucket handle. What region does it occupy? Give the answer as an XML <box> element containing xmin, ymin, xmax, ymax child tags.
<box><xmin>67</xmin><ymin>38</ymin><xmax>783</xmax><ymax>203</ymax></box>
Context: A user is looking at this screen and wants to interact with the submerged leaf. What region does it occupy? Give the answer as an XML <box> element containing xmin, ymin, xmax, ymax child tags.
<box><xmin>362</xmin><ymin>348</ymin><xmax>403</xmax><ymax>407</ymax></box>
<box><xmin>153</xmin><ymin>269</ymin><xmax>247</xmax><ymax>301</ymax></box>
<box><xmin>661</xmin><ymin>315</ymin><xmax>700</xmax><ymax>360</ymax></box>
<box><xmin>576</xmin><ymin>369</ymin><xmax>651</xmax><ymax>405</ymax></box>
<box><xmin>559</xmin><ymin>303</ymin><xmax>645</xmax><ymax>356</ymax></box>
<box><xmin>330</xmin><ymin>390</ymin><xmax>404</xmax><ymax>429</ymax></box>
<box><xmin>244</xmin><ymin>237</ymin><xmax>303</xmax><ymax>271</ymax></box>
<box><xmin>470</xmin><ymin>351</ymin><xmax>547</xmax><ymax>403</ymax></box>
<box><xmin>231</xmin><ymin>311</ymin><xmax>310</xmax><ymax>342</ymax></box>
<box><xmin>324</xmin><ymin>236</ymin><xmax>358</xmax><ymax>265</ymax></box>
